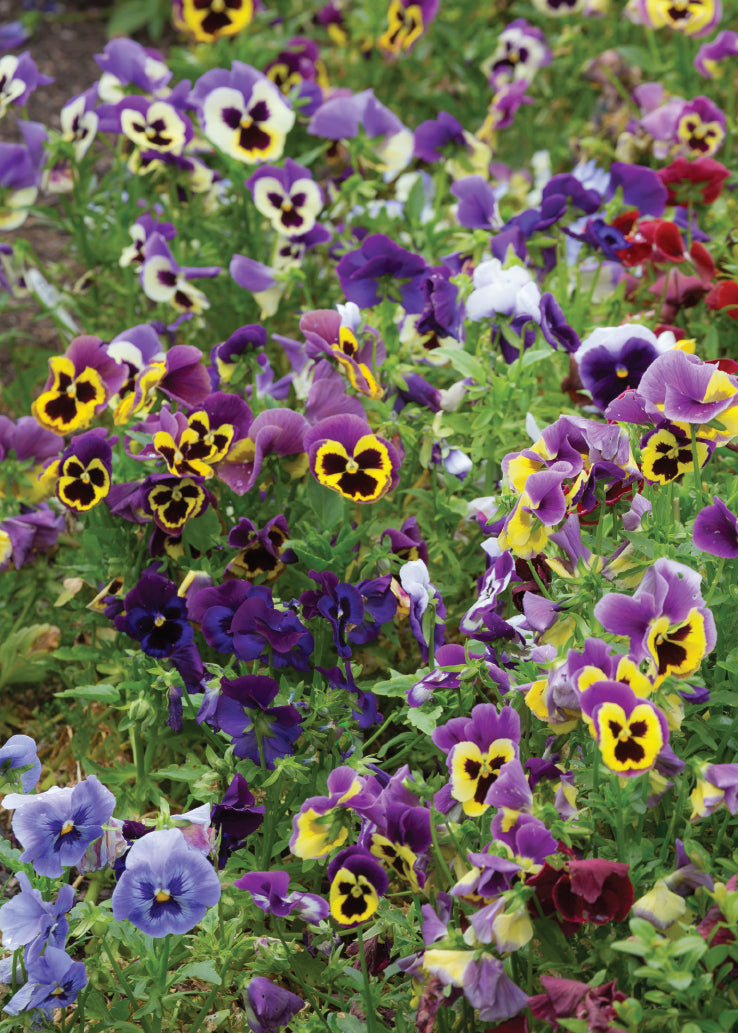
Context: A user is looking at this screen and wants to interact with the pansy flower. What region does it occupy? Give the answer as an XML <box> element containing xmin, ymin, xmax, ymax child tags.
<box><xmin>264</xmin><ymin>36</ymin><xmax>328</xmax><ymax>115</ymax></box>
<box><xmin>304</xmin><ymin>414</ymin><xmax>401</xmax><ymax>504</ymax></box>
<box><xmin>640</xmin><ymin>422</ymin><xmax>711</xmax><ymax>484</ymax></box>
<box><xmin>580</xmin><ymin>680</ymin><xmax>668</xmax><ymax>776</ymax></box>
<box><xmin>693</xmin><ymin>495</ymin><xmax>738</xmax><ymax>557</ymax></box>
<box><xmin>337</xmin><ymin>233</ymin><xmax>428</xmax><ymax>313</ymax></box>
<box><xmin>0</xmin><ymin>52</ymin><xmax>53</xmax><ymax>117</ymax></box>
<box><xmin>308</xmin><ymin>89</ymin><xmax>414</xmax><ymax>180</ymax></box>
<box><xmin>327</xmin><ymin>846</ymin><xmax>388</xmax><ymax>926</ymax></box>
<box><xmin>695</xmin><ymin>29</ymin><xmax>738</xmax><ymax>77</ymax></box>
<box><xmin>115</xmin><ymin>89</ymin><xmax>193</xmax><ymax>159</ymax></box>
<box><xmin>290</xmin><ymin>767</ymin><xmax>363</xmax><ymax>859</ymax></box>
<box><xmin>94</xmin><ymin>38</ymin><xmax>171</xmax><ymax>102</ymax></box>
<box><xmin>676</xmin><ymin>96</ymin><xmax>726</xmax><ymax>158</ymax></box>
<box><xmin>595</xmin><ymin>557</ymin><xmax>716</xmax><ymax>682</ymax></box>
<box><xmin>245</xmin><ymin>977</ymin><xmax>304</xmax><ymax>1033</ymax></box>
<box><xmin>231</xmin><ymin>590</ymin><xmax>314</xmax><ymax>672</ymax></box>
<box><xmin>0</xmin><ymin>119</ymin><xmax>46</xmax><ymax>230</ymax></box>
<box><xmin>32</xmin><ymin>335</ymin><xmax>126</xmax><ymax>436</ymax></box>
<box><xmin>114</xmin><ymin>569</ymin><xmax>194</xmax><ymax>657</ymax></box>
<box><xmin>246</xmin><ymin>158</ymin><xmax>323</xmax><ymax>237</ymax></box>
<box><xmin>482</xmin><ymin>19</ymin><xmax>551</xmax><ymax>88</ymax></box>
<box><xmin>141</xmin><ymin>233</ymin><xmax>220</xmax><ymax>313</ymax></box>
<box><xmin>213</xmin><ymin>675</ymin><xmax>303</xmax><ymax>768</ymax></box>
<box><xmin>299</xmin><ymin>304</ymin><xmax>385</xmax><ymax>399</ymax></box>
<box><xmin>432</xmin><ymin>704</ymin><xmax>520</xmax><ymax>816</ymax></box>
<box><xmin>527</xmin><ymin>855</ymin><xmax>633</xmax><ymax>932</ymax></box>
<box><xmin>173</xmin><ymin>0</ymin><xmax>255</xmax><ymax>42</ymax></box>
<box><xmin>630</xmin><ymin>0</ymin><xmax>722</xmax><ymax>36</ymax></box>
<box><xmin>210</xmin><ymin>774</ymin><xmax>265</xmax><ymax>867</ymax></box>
<box><xmin>226</xmin><ymin>515</ymin><xmax>294</xmax><ymax>580</ymax></box>
<box><xmin>60</xmin><ymin>87</ymin><xmax>99</xmax><ymax>161</ymax></box>
<box><xmin>114</xmin><ymin>344</ymin><xmax>211</xmax><ymax>425</ymax></box>
<box><xmin>234</xmin><ymin>870</ymin><xmax>329</xmax><ymax>922</ymax></box>
<box><xmin>0</xmin><ymin>734</ymin><xmax>41</xmax><ymax>794</ymax></box>
<box><xmin>2</xmin><ymin>775</ymin><xmax>115</xmax><ymax>879</ymax></box>
<box><xmin>56</xmin><ymin>429</ymin><xmax>113</xmax><ymax>512</ymax></box>
<box><xmin>637</xmin><ymin>349</ymin><xmax>738</xmax><ymax>440</ymax></box>
<box><xmin>142</xmin><ymin>473</ymin><xmax>210</xmax><ymax>534</ymax></box>
<box><xmin>378</xmin><ymin>0</ymin><xmax>439</xmax><ymax>54</ymax></box>
<box><xmin>366</xmin><ymin>802</ymin><xmax>431</xmax><ymax>892</ymax></box>
<box><xmin>192</xmin><ymin>61</ymin><xmax>295</xmax><ymax>164</ymax></box>
<box><xmin>112</xmin><ymin>828</ymin><xmax>220</xmax><ymax>937</ymax></box>
<box><xmin>3</xmin><ymin>947</ymin><xmax>87</xmax><ymax>1019</ymax></box>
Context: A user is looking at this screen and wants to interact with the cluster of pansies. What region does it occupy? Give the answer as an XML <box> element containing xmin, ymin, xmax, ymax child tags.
<box><xmin>2</xmin><ymin>0</ymin><xmax>738</xmax><ymax>1030</ymax></box>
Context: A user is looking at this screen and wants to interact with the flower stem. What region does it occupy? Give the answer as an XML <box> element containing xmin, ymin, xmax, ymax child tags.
<box><xmin>357</xmin><ymin>925</ymin><xmax>378</xmax><ymax>1033</ymax></box>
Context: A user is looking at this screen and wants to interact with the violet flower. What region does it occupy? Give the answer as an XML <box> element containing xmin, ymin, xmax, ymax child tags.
<box><xmin>0</xmin><ymin>874</ymin><xmax>74</xmax><ymax>957</ymax></box>
<box><xmin>0</xmin><ymin>505</ymin><xmax>64</xmax><ymax>573</ymax></box>
<box><xmin>0</xmin><ymin>120</ymin><xmax>46</xmax><ymax>230</ymax></box>
<box><xmin>234</xmin><ymin>870</ymin><xmax>328</xmax><ymax>923</ymax></box>
<box><xmin>695</xmin><ymin>29</ymin><xmax>738</xmax><ymax>77</ymax></box>
<box><xmin>337</xmin><ymin>233</ymin><xmax>427</xmax><ymax>313</ymax></box>
<box><xmin>231</xmin><ymin>590</ymin><xmax>314</xmax><ymax>671</ymax></box>
<box><xmin>246</xmin><ymin>158</ymin><xmax>323</xmax><ymax>237</ymax></box>
<box><xmin>693</xmin><ymin>495</ymin><xmax>738</xmax><ymax>557</ymax></box>
<box><xmin>399</xmin><ymin>559</ymin><xmax>446</xmax><ymax>663</ymax></box>
<box><xmin>112</xmin><ymin>828</ymin><xmax>221</xmax><ymax>937</ymax></box>
<box><xmin>94</xmin><ymin>38</ymin><xmax>172</xmax><ymax>101</ymax></box>
<box><xmin>3</xmin><ymin>946</ymin><xmax>87</xmax><ymax>1019</ymax></box>
<box><xmin>244</xmin><ymin>976</ymin><xmax>304</xmax><ymax>1033</ymax></box>
<box><xmin>0</xmin><ymin>52</ymin><xmax>53</xmax><ymax>116</ymax></box>
<box><xmin>141</xmin><ymin>232</ymin><xmax>220</xmax><ymax>314</ymax></box>
<box><xmin>115</xmin><ymin>570</ymin><xmax>194</xmax><ymax>657</ymax></box>
<box><xmin>3</xmin><ymin>774</ymin><xmax>116</xmax><ymax>878</ymax></box>
<box><xmin>211</xmin><ymin>774</ymin><xmax>265</xmax><ymax>868</ymax></box>
<box><xmin>213</xmin><ymin>675</ymin><xmax>303</xmax><ymax>768</ymax></box>
<box><xmin>191</xmin><ymin>61</ymin><xmax>295</xmax><ymax>164</ymax></box>
<box><xmin>0</xmin><ymin>734</ymin><xmax>41</xmax><ymax>793</ymax></box>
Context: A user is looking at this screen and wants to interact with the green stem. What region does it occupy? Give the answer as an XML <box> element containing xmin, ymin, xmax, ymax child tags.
<box><xmin>690</xmin><ymin>424</ymin><xmax>704</xmax><ymax>501</ymax></box>
<box><xmin>428</xmin><ymin>803</ymin><xmax>453</xmax><ymax>891</ymax></box>
<box><xmin>272</xmin><ymin>923</ymin><xmax>333</xmax><ymax>1030</ymax></box>
<box><xmin>357</xmin><ymin>925</ymin><xmax>378</xmax><ymax>1033</ymax></box>
<box><xmin>660</xmin><ymin>772</ymin><xmax>689</xmax><ymax>863</ymax></box>
<box><xmin>102</xmin><ymin>939</ymin><xmax>153</xmax><ymax>1033</ymax></box>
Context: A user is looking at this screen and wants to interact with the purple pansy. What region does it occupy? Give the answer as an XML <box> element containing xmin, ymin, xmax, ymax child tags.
<box><xmin>112</xmin><ymin>828</ymin><xmax>221</xmax><ymax>937</ymax></box>
<box><xmin>574</xmin><ymin>324</ymin><xmax>667</xmax><ymax>411</ymax></box>
<box><xmin>693</xmin><ymin>495</ymin><xmax>738</xmax><ymax>557</ymax></box>
<box><xmin>414</xmin><ymin>111</ymin><xmax>467</xmax><ymax>163</ymax></box>
<box><xmin>3</xmin><ymin>946</ymin><xmax>87</xmax><ymax>1019</ymax></box>
<box><xmin>94</xmin><ymin>38</ymin><xmax>171</xmax><ymax>101</ymax></box>
<box><xmin>210</xmin><ymin>774</ymin><xmax>265</xmax><ymax>868</ymax></box>
<box><xmin>695</xmin><ymin>30</ymin><xmax>738</xmax><ymax>77</ymax></box>
<box><xmin>213</xmin><ymin>674</ymin><xmax>303</xmax><ymax>768</ymax></box>
<box><xmin>0</xmin><ymin>734</ymin><xmax>41</xmax><ymax>793</ymax></box>
<box><xmin>0</xmin><ymin>52</ymin><xmax>53</xmax><ymax>115</ymax></box>
<box><xmin>244</xmin><ymin>976</ymin><xmax>305</xmax><ymax>1033</ymax></box>
<box><xmin>115</xmin><ymin>570</ymin><xmax>194</xmax><ymax>657</ymax></box>
<box><xmin>399</xmin><ymin>559</ymin><xmax>446</xmax><ymax>663</ymax></box>
<box><xmin>231</xmin><ymin>588</ymin><xmax>314</xmax><ymax>671</ymax></box>
<box><xmin>234</xmin><ymin>870</ymin><xmax>329</xmax><ymax>923</ymax></box>
<box><xmin>140</xmin><ymin>233</ymin><xmax>220</xmax><ymax>313</ymax></box>
<box><xmin>0</xmin><ymin>505</ymin><xmax>65</xmax><ymax>573</ymax></box>
<box><xmin>0</xmin><ymin>120</ymin><xmax>47</xmax><ymax>230</ymax></box>
<box><xmin>450</xmin><ymin>176</ymin><xmax>501</xmax><ymax>231</ymax></box>
<box><xmin>0</xmin><ymin>873</ymin><xmax>74</xmax><ymax>957</ymax></box>
<box><xmin>337</xmin><ymin>233</ymin><xmax>427</xmax><ymax>313</ymax></box>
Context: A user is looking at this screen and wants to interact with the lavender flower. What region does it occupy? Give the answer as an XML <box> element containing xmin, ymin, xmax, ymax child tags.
<box><xmin>3</xmin><ymin>947</ymin><xmax>87</xmax><ymax>1019</ymax></box>
<box><xmin>693</xmin><ymin>495</ymin><xmax>738</xmax><ymax>557</ymax></box>
<box><xmin>112</xmin><ymin>828</ymin><xmax>221</xmax><ymax>937</ymax></box>
<box><xmin>244</xmin><ymin>976</ymin><xmax>304</xmax><ymax>1033</ymax></box>
<box><xmin>0</xmin><ymin>734</ymin><xmax>40</xmax><ymax>793</ymax></box>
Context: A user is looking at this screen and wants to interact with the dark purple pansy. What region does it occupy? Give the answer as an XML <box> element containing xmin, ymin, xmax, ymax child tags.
<box><xmin>226</xmin><ymin>515</ymin><xmax>295</xmax><ymax>581</ymax></box>
<box><xmin>114</xmin><ymin>569</ymin><xmax>194</xmax><ymax>657</ymax></box>
<box><xmin>450</xmin><ymin>176</ymin><xmax>501</xmax><ymax>231</ymax></box>
<box><xmin>210</xmin><ymin>774</ymin><xmax>265</xmax><ymax>868</ymax></box>
<box><xmin>244</xmin><ymin>976</ymin><xmax>304</xmax><ymax>1033</ymax></box>
<box><xmin>212</xmin><ymin>674</ymin><xmax>303</xmax><ymax>768</ymax></box>
<box><xmin>231</xmin><ymin>588</ymin><xmax>314</xmax><ymax>671</ymax></box>
<box><xmin>188</xmin><ymin>579</ymin><xmax>256</xmax><ymax>652</ymax></box>
<box><xmin>414</xmin><ymin>111</ymin><xmax>467</xmax><ymax>163</ymax></box>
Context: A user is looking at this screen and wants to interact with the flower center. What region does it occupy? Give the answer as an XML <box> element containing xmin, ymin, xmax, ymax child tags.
<box><xmin>155</xmin><ymin>888</ymin><xmax>171</xmax><ymax>903</ymax></box>
<box><xmin>345</xmin><ymin>457</ymin><xmax>359</xmax><ymax>473</ymax></box>
<box><xmin>154</xmin><ymin>615</ymin><xmax>166</xmax><ymax>627</ymax></box>
<box><xmin>241</xmin><ymin>115</ymin><xmax>253</xmax><ymax>129</ymax></box>
<box><xmin>60</xmin><ymin>819</ymin><xmax>75</xmax><ymax>836</ymax></box>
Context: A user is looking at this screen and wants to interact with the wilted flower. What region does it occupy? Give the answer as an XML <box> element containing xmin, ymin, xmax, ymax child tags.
<box><xmin>244</xmin><ymin>976</ymin><xmax>305</xmax><ymax>1033</ymax></box>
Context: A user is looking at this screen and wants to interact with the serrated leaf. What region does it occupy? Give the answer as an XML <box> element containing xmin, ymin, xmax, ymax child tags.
<box><xmin>406</xmin><ymin>704</ymin><xmax>443</xmax><ymax>735</ymax></box>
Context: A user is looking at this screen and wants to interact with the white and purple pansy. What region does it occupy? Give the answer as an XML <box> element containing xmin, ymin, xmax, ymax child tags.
<box><xmin>117</xmin><ymin>84</ymin><xmax>194</xmax><ymax>156</ymax></box>
<box><xmin>192</xmin><ymin>61</ymin><xmax>295</xmax><ymax>164</ymax></box>
<box><xmin>60</xmin><ymin>88</ymin><xmax>99</xmax><ymax>161</ymax></box>
<box><xmin>141</xmin><ymin>233</ymin><xmax>220</xmax><ymax>313</ymax></box>
<box><xmin>246</xmin><ymin>158</ymin><xmax>323</xmax><ymax>237</ymax></box>
<box><xmin>0</xmin><ymin>51</ymin><xmax>53</xmax><ymax>117</ymax></box>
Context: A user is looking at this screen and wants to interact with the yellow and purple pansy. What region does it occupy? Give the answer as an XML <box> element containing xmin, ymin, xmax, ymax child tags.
<box><xmin>638</xmin><ymin>0</ymin><xmax>722</xmax><ymax>37</ymax></box>
<box><xmin>246</xmin><ymin>158</ymin><xmax>323</xmax><ymax>238</ymax></box>
<box><xmin>142</xmin><ymin>473</ymin><xmax>211</xmax><ymax>534</ymax></box>
<box><xmin>289</xmin><ymin>766</ymin><xmax>363</xmax><ymax>859</ymax></box>
<box><xmin>299</xmin><ymin>305</ymin><xmax>386</xmax><ymax>400</ymax></box>
<box><xmin>172</xmin><ymin>0</ymin><xmax>255</xmax><ymax>42</ymax></box>
<box><xmin>378</xmin><ymin>0</ymin><xmax>438</xmax><ymax>55</ymax></box>
<box><xmin>327</xmin><ymin>846</ymin><xmax>388</xmax><ymax>926</ymax></box>
<box><xmin>432</xmin><ymin>703</ymin><xmax>521</xmax><ymax>817</ymax></box>
<box><xmin>55</xmin><ymin>429</ymin><xmax>113</xmax><ymax>512</ymax></box>
<box><xmin>580</xmin><ymin>680</ymin><xmax>668</xmax><ymax>777</ymax></box>
<box><xmin>116</xmin><ymin>86</ymin><xmax>193</xmax><ymax>158</ymax></box>
<box><xmin>304</xmin><ymin>414</ymin><xmax>401</xmax><ymax>504</ymax></box>
<box><xmin>32</xmin><ymin>336</ymin><xmax>126</xmax><ymax>436</ymax></box>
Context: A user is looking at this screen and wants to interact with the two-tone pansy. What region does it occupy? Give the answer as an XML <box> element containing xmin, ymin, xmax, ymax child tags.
<box><xmin>115</xmin><ymin>86</ymin><xmax>193</xmax><ymax>160</ymax></box>
<box><xmin>630</xmin><ymin>0</ymin><xmax>722</xmax><ymax>37</ymax></box>
<box><xmin>378</xmin><ymin>0</ymin><xmax>439</xmax><ymax>54</ymax></box>
<box><xmin>142</xmin><ymin>473</ymin><xmax>211</xmax><ymax>534</ymax></box>
<box><xmin>640</xmin><ymin>422</ymin><xmax>711</xmax><ymax>484</ymax></box>
<box><xmin>432</xmin><ymin>704</ymin><xmax>520</xmax><ymax>817</ymax></box>
<box><xmin>482</xmin><ymin>19</ymin><xmax>551</xmax><ymax>89</ymax></box>
<box><xmin>60</xmin><ymin>87</ymin><xmax>99</xmax><ymax>161</ymax></box>
<box><xmin>594</xmin><ymin>558</ymin><xmax>716</xmax><ymax>684</ymax></box>
<box><xmin>140</xmin><ymin>233</ymin><xmax>220</xmax><ymax>313</ymax></box>
<box><xmin>298</xmin><ymin>304</ymin><xmax>385</xmax><ymax>399</ymax></box>
<box><xmin>113</xmin><ymin>344</ymin><xmax>211</xmax><ymax>426</ymax></box>
<box><xmin>304</xmin><ymin>415</ymin><xmax>401</xmax><ymax>504</ymax></box>
<box><xmin>55</xmin><ymin>430</ymin><xmax>113</xmax><ymax>512</ymax></box>
<box><xmin>192</xmin><ymin>61</ymin><xmax>295</xmax><ymax>164</ymax></box>
<box><xmin>32</xmin><ymin>336</ymin><xmax>126</xmax><ymax>436</ymax></box>
<box><xmin>580</xmin><ymin>681</ymin><xmax>668</xmax><ymax>777</ymax></box>
<box><xmin>327</xmin><ymin>847</ymin><xmax>388</xmax><ymax>926</ymax></box>
<box><xmin>172</xmin><ymin>0</ymin><xmax>255</xmax><ymax>42</ymax></box>
<box><xmin>675</xmin><ymin>97</ymin><xmax>726</xmax><ymax>158</ymax></box>
<box><xmin>0</xmin><ymin>120</ymin><xmax>47</xmax><ymax>230</ymax></box>
<box><xmin>290</xmin><ymin>766</ymin><xmax>363</xmax><ymax>859</ymax></box>
<box><xmin>246</xmin><ymin>158</ymin><xmax>323</xmax><ymax>237</ymax></box>
<box><xmin>0</xmin><ymin>52</ymin><xmax>53</xmax><ymax>118</ymax></box>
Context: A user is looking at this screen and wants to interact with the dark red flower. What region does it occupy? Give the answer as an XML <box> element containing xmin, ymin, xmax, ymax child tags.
<box><xmin>529</xmin><ymin>976</ymin><xmax>627</xmax><ymax>1033</ymax></box>
<box><xmin>527</xmin><ymin>858</ymin><xmax>633</xmax><ymax>933</ymax></box>
<box><xmin>706</xmin><ymin>280</ymin><xmax>738</xmax><ymax>319</ymax></box>
<box><xmin>657</xmin><ymin>157</ymin><xmax>731</xmax><ymax>206</ymax></box>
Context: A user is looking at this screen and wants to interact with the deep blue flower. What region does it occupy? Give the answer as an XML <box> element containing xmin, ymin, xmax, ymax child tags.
<box><xmin>112</xmin><ymin>828</ymin><xmax>221</xmax><ymax>937</ymax></box>
<box><xmin>336</xmin><ymin>234</ymin><xmax>427</xmax><ymax>313</ymax></box>
<box><xmin>213</xmin><ymin>675</ymin><xmax>303</xmax><ymax>768</ymax></box>
<box><xmin>231</xmin><ymin>590</ymin><xmax>314</xmax><ymax>671</ymax></box>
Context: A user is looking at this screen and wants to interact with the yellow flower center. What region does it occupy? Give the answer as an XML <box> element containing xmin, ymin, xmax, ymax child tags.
<box><xmin>155</xmin><ymin>888</ymin><xmax>171</xmax><ymax>903</ymax></box>
<box><xmin>345</xmin><ymin>457</ymin><xmax>359</xmax><ymax>473</ymax></box>
<box><xmin>60</xmin><ymin>819</ymin><xmax>75</xmax><ymax>836</ymax></box>
<box><xmin>154</xmin><ymin>615</ymin><xmax>166</xmax><ymax>627</ymax></box>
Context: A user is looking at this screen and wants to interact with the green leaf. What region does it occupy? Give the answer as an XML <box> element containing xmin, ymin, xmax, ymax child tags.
<box><xmin>176</xmin><ymin>961</ymin><xmax>222</xmax><ymax>985</ymax></box>
<box><xmin>406</xmin><ymin>705</ymin><xmax>443</xmax><ymax>735</ymax></box>
<box><xmin>433</xmin><ymin>348</ymin><xmax>487</xmax><ymax>383</ymax></box>
<box><xmin>106</xmin><ymin>0</ymin><xmax>155</xmax><ymax>37</ymax></box>
<box><xmin>56</xmin><ymin>683</ymin><xmax>121</xmax><ymax>703</ymax></box>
